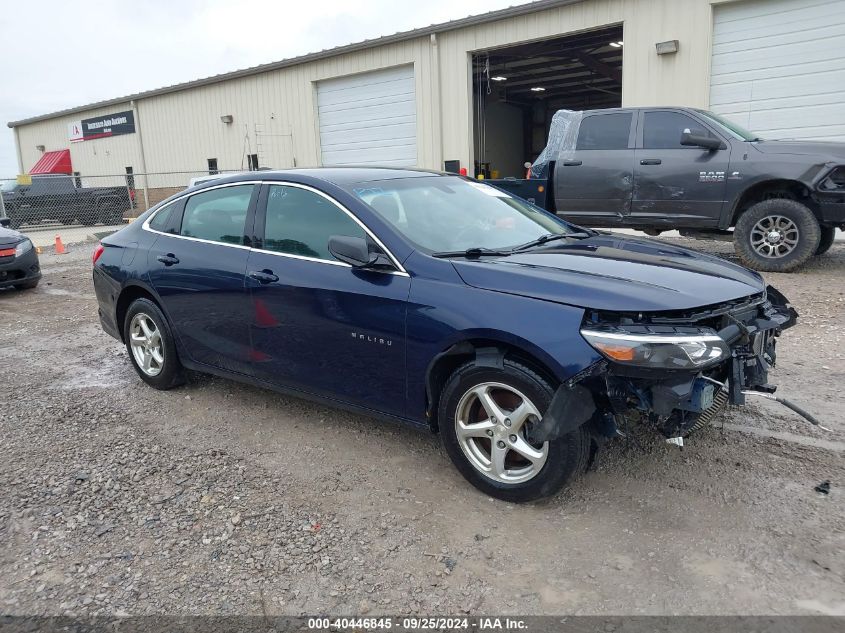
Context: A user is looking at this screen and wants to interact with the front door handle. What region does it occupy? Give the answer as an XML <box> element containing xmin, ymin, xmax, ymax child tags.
<box><xmin>562</xmin><ymin>160</ymin><xmax>582</xmax><ymax>166</ymax></box>
<box><xmin>156</xmin><ymin>253</ymin><xmax>179</xmax><ymax>266</ymax></box>
<box><xmin>249</xmin><ymin>269</ymin><xmax>279</xmax><ymax>284</ymax></box>
<box><xmin>640</xmin><ymin>158</ymin><xmax>662</xmax><ymax>165</ymax></box>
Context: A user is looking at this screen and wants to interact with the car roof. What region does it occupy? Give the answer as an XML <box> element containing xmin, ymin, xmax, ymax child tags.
<box><xmin>197</xmin><ymin>166</ymin><xmax>448</xmax><ymax>188</ymax></box>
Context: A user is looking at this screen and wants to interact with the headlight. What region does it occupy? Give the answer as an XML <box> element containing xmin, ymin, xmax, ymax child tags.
<box><xmin>14</xmin><ymin>239</ymin><xmax>32</xmax><ymax>258</ymax></box>
<box><xmin>580</xmin><ymin>328</ymin><xmax>729</xmax><ymax>370</ymax></box>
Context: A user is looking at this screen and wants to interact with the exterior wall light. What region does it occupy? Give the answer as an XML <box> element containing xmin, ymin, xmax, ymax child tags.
<box><xmin>220</xmin><ymin>114</ymin><xmax>234</xmax><ymax>124</ymax></box>
<box><xmin>36</xmin><ymin>145</ymin><xmax>45</xmax><ymax>152</ymax></box>
<box><xmin>656</xmin><ymin>40</ymin><xmax>679</xmax><ymax>55</ymax></box>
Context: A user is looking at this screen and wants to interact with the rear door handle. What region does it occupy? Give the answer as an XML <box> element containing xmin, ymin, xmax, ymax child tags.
<box><xmin>156</xmin><ymin>254</ymin><xmax>179</xmax><ymax>266</ymax></box>
<box><xmin>640</xmin><ymin>159</ymin><xmax>662</xmax><ymax>165</ymax></box>
<box><xmin>562</xmin><ymin>160</ymin><xmax>582</xmax><ymax>166</ymax></box>
<box><xmin>249</xmin><ymin>269</ymin><xmax>279</xmax><ymax>284</ymax></box>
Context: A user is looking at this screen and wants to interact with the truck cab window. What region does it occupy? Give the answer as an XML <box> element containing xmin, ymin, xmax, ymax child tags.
<box><xmin>576</xmin><ymin>113</ymin><xmax>632</xmax><ymax>150</ymax></box>
<box><xmin>643</xmin><ymin>111</ymin><xmax>715</xmax><ymax>149</ymax></box>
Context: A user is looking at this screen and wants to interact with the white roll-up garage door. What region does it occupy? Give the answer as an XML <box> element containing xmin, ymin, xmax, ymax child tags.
<box><xmin>710</xmin><ymin>0</ymin><xmax>845</xmax><ymax>141</ymax></box>
<box><xmin>317</xmin><ymin>65</ymin><xmax>417</xmax><ymax>167</ymax></box>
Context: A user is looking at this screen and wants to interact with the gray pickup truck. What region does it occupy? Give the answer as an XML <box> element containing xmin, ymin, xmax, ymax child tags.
<box><xmin>490</xmin><ymin>107</ymin><xmax>845</xmax><ymax>272</ymax></box>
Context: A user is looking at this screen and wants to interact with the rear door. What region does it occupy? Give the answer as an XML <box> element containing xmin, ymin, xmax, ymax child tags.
<box><xmin>246</xmin><ymin>182</ymin><xmax>410</xmax><ymax>417</ymax></box>
<box><xmin>554</xmin><ymin>110</ymin><xmax>636</xmax><ymax>226</ymax></box>
<box><xmin>146</xmin><ymin>183</ymin><xmax>258</xmax><ymax>376</ymax></box>
<box><xmin>630</xmin><ymin>109</ymin><xmax>731</xmax><ymax>227</ymax></box>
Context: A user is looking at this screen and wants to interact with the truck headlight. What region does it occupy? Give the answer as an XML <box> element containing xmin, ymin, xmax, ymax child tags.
<box><xmin>580</xmin><ymin>328</ymin><xmax>730</xmax><ymax>370</ymax></box>
<box><xmin>14</xmin><ymin>239</ymin><xmax>32</xmax><ymax>258</ymax></box>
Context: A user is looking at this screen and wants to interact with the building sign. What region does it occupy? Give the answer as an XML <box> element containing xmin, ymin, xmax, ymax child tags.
<box><xmin>68</xmin><ymin>110</ymin><xmax>135</xmax><ymax>142</ymax></box>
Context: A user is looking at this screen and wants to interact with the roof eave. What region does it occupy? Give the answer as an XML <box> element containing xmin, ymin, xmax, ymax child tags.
<box><xmin>8</xmin><ymin>0</ymin><xmax>582</xmax><ymax>128</ymax></box>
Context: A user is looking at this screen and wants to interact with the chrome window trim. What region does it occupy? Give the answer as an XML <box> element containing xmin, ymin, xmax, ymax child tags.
<box><xmin>141</xmin><ymin>179</ymin><xmax>409</xmax><ymax>277</ymax></box>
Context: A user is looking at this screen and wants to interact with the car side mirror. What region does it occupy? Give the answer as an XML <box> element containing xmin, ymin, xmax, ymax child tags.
<box><xmin>0</xmin><ymin>218</ymin><xmax>10</xmax><ymax>228</ymax></box>
<box><xmin>681</xmin><ymin>131</ymin><xmax>723</xmax><ymax>151</ymax></box>
<box><xmin>328</xmin><ymin>235</ymin><xmax>380</xmax><ymax>268</ymax></box>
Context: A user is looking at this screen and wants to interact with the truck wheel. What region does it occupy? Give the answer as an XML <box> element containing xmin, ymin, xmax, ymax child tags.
<box><xmin>80</xmin><ymin>209</ymin><xmax>97</xmax><ymax>226</ymax></box>
<box><xmin>734</xmin><ymin>199</ymin><xmax>820</xmax><ymax>272</ymax></box>
<box><xmin>438</xmin><ymin>358</ymin><xmax>590</xmax><ymax>503</ymax></box>
<box><xmin>815</xmin><ymin>226</ymin><xmax>836</xmax><ymax>256</ymax></box>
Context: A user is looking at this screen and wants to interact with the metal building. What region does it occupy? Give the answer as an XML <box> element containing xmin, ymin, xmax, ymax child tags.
<box><xmin>7</xmin><ymin>0</ymin><xmax>845</xmax><ymax>208</ymax></box>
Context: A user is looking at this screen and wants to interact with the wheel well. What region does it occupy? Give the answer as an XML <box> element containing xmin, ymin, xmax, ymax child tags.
<box><xmin>425</xmin><ymin>339</ymin><xmax>560</xmax><ymax>432</ymax></box>
<box><xmin>731</xmin><ymin>179</ymin><xmax>817</xmax><ymax>225</ymax></box>
<box><xmin>115</xmin><ymin>286</ymin><xmax>160</xmax><ymax>342</ymax></box>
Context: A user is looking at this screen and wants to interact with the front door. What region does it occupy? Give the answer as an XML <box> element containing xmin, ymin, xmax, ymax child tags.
<box><xmin>630</xmin><ymin>110</ymin><xmax>731</xmax><ymax>227</ymax></box>
<box><xmin>146</xmin><ymin>183</ymin><xmax>258</xmax><ymax>376</ymax></box>
<box><xmin>554</xmin><ymin>110</ymin><xmax>636</xmax><ymax>226</ymax></box>
<box><xmin>246</xmin><ymin>183</ymin><xmax>409</xmax><ymax>417</ymax></box>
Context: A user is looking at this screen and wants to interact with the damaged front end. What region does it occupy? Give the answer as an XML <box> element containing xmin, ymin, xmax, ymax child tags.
<box><xmin>532</xmin><ymin>286</ymin><xmax>813</xmax><ymax>445</ymax></box>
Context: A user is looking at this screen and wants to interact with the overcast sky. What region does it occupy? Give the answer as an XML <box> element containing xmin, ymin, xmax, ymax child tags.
<box><xmin>0</xmin><ymin>0</ymin><xmax>526</xmax><ymax>178</ymax></box>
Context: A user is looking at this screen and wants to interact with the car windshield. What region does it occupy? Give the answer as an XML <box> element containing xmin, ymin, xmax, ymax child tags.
<box><xmin>346</xmin><ymin>176</ymin><xmax>574</xmax><ymax>253</ymax></box>
<box><xmin>694</xmin><ymin>109</ymin><xmax>761</xmax><ymax>141</ymax></box>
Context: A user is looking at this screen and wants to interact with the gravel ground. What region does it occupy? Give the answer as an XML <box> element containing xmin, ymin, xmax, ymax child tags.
<box><xmin>0</xmin><ymin>236</ymin><xmax>843</xmax><ymax>616</ymax></box>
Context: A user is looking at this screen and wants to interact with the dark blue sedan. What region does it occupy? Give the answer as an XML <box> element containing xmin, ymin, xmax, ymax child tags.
<box><xmin>93</xmin><ymin>168</ymin><xmax>798</xmax><ymax>501</ymax></box>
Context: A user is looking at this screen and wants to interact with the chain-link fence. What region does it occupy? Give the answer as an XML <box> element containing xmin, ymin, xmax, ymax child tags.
<box><xmin>0</xmin><ymin>170</ymin><xmax>245</xmax><ymax>231</ymax></box>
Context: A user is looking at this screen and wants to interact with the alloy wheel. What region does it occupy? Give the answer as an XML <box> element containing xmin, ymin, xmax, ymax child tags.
<box><xmin>750</xmin><ymin>215</ymin><xmax>800</xmax><ymax>259</ymax></box>
<box><xmin>129</xmin><ymin>313</ymin><xmax>164</xmax><ymax>377</ymax></box>
<box><xmin>454</xmin><ymin>382</ymin><xmax>548</xmax><ymax>484</ymax></box>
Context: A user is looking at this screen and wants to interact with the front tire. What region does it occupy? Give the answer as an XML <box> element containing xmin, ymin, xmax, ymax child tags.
<box><xmin>733</xmin><ymin>199</ymin><xmax>820</xmax><ymax>272</ymax></box>
<box><xmin>438</xmin><ymin>359</ymin><xmax>590</xmax><ymax>503</ymax></box>
<box><xmin>123</xmin><ymin>298</ymin><xmax>184</xmax><ymax>390</ymax></box>
<box><xmin>14</xmin><ymin>279</ymin><xmax>39</xmax><ymax>290</ymax></box>
<box><xmin>815</xmin><ymin>226</ymin><xmax>836</xmax><ymax>256</ymax></box>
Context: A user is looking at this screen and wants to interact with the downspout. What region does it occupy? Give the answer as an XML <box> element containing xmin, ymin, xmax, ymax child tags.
<box><xmin>430</xmin><ymin>32</ymin><xmax>444</xmax><ymax>170</ymax></box>
<box><xmin>13</xmin><ymin>126</ymin><xmax>23</xmax><ymax>174</ymax></box>
<box><xmin>130</xmin><ymin>99</ymin><xmax>150</xmax><ymax>210</ymax></box>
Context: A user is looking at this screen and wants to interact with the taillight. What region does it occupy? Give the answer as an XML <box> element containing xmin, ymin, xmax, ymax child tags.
<box><xmin>92</xmin><ymin>243</ymin><xmax>105</xmax><ymax>265</ymax></box>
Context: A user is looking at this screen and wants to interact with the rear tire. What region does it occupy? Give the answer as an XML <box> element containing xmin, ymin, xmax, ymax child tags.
<box><xmin>815</xmin><ymin>226</ymin><xmax>836</xmax><ymax>256</ymax></box>
<box><xmin>123</xmin><ymin>298</ymin><xmax>184</xmax><ymax>390</ymax></box>
<box><xmin>733</xmin><ymin>199</ymin><xmax>820</xmax><ymax>272</ymax></box>
<box><xmin>438</xmin><ymin>358</ymin><xmax>590</xmax><ymax>502</ymax></box>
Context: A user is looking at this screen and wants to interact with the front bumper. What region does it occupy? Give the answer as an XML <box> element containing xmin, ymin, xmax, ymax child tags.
<box><xmin>535</xmin><ymin>286</ymin><xmax>799</xmax><ymax>441</ymax></box>
<box><xmin>0</xmin><ymin>247</ymin><xmax>41</xmax><ymax>288</ymax></box>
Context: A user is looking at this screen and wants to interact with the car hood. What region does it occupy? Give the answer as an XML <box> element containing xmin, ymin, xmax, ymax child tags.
<box><xmin>753</xmin><ymin>139</ymin><xmax>845</xmax><ymax>161</ymax></box>
<box><xmin>0</xmin><ymin>226</ymin><xmax>24</xmax><ymax>247</ymax></box>
<box><xmin>450</xmin><ymin>234</ymin><xmax>765</xmax><ymax>312</ymax></box>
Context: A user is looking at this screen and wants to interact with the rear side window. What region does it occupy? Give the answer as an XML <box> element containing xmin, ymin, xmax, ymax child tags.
<box><xmin>180</xmin><ymin>185</ymin><xmax>254</xmax><ymax>245</ymax></box>
<box><xmin>149</xmin><ymin>202</ymin><xmax>176</xmax><ymax>232</ymax></box>
<box><xmin>262</xmin><ymin>185</ymin><xmax>366</xmax><ymax>261</ymax></box>
<box><xmin>576</xmin><ymin>113</ymin><xmax>632</xmax><ymax>150</ymax></box>
<box><xmin>31</xmin><ymin>177</ymin><xmax>74</xmax><ymax>194</ymax></box>
<box><xmin>643</xmin><ymin>111</ymin><xmax>716</xmax><ymax>149</ymax></box>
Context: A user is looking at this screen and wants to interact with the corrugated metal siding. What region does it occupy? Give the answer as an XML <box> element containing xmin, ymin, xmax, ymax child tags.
<box><xmin>14</xmin><ymin>0</ymin><xmax>724</xmax><ymax>178</ymax></box>
<box><xmin>710</xmin><ymin>0</ymin><xmax>845</xmax><ymax>141</ymax></box>
<box><xmin>16</xmin><ymin>101</ymin><xmax>143</xmax><ymax>184</ymax></box>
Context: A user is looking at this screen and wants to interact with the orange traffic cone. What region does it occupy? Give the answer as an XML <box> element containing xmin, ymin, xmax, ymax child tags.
<box><xmin>55</xmin><ymin>235</ymin><xmax>66</xmax><ymax>255</ymax></box>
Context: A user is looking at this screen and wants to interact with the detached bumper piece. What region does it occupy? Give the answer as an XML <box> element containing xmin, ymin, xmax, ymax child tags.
<box><xmin>540</xmin><ymin>285</ymin><xmax>821</xmax><ymax>442</ymax></box>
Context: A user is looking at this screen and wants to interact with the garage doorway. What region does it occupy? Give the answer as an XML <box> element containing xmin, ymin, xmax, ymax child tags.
<box><xmin>471</xmin><ymin>25</ymin><xmax>623</xmax><ymax>178</ymax></box>
<box><xmin>317</xmin><ymin>65</ymin><xmax>417</xmax><ymax>167</ymax></box>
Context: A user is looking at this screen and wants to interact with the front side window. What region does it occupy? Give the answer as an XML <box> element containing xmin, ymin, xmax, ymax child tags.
<box><xmin>346</xmin><ymin>176</ymin><xmax>574</xmax><ymax>253</ymax></box>
<box><xmin>576</xmin><ymin>113</ymin><xmax>632</xmax><ymax>150</ymax></box>
<box><xmin>643</xmin><ymin>111</ymin><xmax>716</xmax><ymax>149</ymax></box>
<box><xmin>262</xmin><ymin>185</ymin><xmax>366</xmax><ymax>261</ymax></box>
<box><xmin>180</xmin><ymin>185</ymin><xmax>254</xmax><ymax>244</ymax></box>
